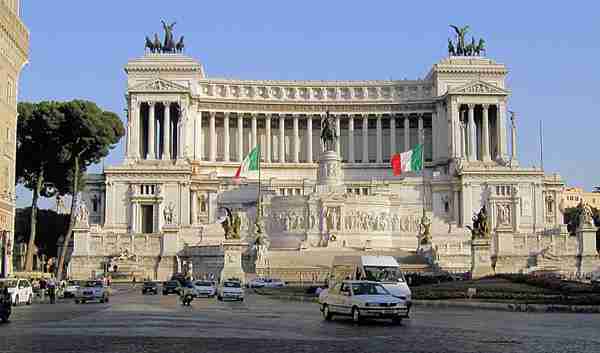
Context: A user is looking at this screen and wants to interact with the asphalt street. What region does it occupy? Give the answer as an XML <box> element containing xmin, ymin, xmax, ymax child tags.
<box><xmin>0</xmin><ymin>286</ymin><xmax>598</xmax><ymax>353</ymax></box>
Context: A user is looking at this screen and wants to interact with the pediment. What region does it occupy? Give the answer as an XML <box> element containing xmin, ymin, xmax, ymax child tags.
<box><xmin>448</xmin><ymin>80</ymin><xmax>509</xmax><ymax>96</ymax></box>
<box><xmin>129</xmin><ymin>78</ymin><xmax>189</xmax><ymax>93</ymax></box>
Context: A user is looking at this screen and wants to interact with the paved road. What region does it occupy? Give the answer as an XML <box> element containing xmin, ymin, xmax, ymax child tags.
<box><xmin>0</xmin><ymin>286</ymin><xmax>598</xmax><ymax>353</ymax></box>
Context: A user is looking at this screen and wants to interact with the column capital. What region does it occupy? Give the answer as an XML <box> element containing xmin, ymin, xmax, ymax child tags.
<box><xmin>467</xmin><ymin>103</ymin><xmax>476</xmax><ymax>110</ymax></box>
<box><xmin>162</xmin><ymin>101</ymin><xmax>172</xmax><ymax>106</ymax></box>
<box><xmin>209</xmin><ymin>111</ymin><xmax>216</xmax><ymax>117</ymax></box>
<box><xmin>481</xmin><ymin>103</ymin><xmax>491</xmax><ymax>110</ymax></box>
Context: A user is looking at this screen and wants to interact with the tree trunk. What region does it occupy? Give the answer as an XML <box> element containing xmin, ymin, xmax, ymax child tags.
<box><xmin>56</xmin><ymin>158</ymin><xmax>79</xmax><ymax>281</ymax></box>
<box><xmin>24</xmin><ymin>170</ymin><xmax>44</xmax><ymax>272</ymax></box>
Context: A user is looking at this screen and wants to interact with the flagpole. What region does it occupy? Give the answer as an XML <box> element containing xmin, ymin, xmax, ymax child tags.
<box><xmin>258</xmin><ymin>144</ymin><xmax>262</xmax><ymax>216</ymax></box>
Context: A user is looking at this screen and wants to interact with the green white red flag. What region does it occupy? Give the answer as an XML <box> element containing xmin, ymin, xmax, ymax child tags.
<box><xmin>391</xmin><ymin>144</ymin><xmax>423</xmax><ymax>176</ymax></box>
<box><xmin>234</xmin><ymin>145</ymin><xmax>260</xmax><ymax>179</ymax></box>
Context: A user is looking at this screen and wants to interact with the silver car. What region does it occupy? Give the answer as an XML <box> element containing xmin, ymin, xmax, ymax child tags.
<box><xmin>319</xmin><ymin>280</ymin><xmax>409</xmax><ymax>324</ymax></box>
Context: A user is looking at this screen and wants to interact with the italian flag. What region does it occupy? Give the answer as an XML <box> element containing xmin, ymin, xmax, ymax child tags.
<box><xmin>234</xmin><ymin>145</ymin><xmax>260</xmax><ymax>179</ymax></box>
<box><xmin>391</xmin><ymin>144</ymin><xmax>423</xmax><ymax>176</ymax></box>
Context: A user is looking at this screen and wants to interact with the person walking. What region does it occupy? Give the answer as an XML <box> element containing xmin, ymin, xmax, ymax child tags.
<box><xmin>39</xmin><ymin>278</ymin><xmax>47</xmax><ymax>303</ymax></box>
<box><xmin>47</xmin><ymin>278</ymin><xmax>56</xmax><ymax>304</ymax></box>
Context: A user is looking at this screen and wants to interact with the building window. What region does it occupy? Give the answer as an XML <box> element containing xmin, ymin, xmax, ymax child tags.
<box><xmin>91</xmin><ymin>194</ymin><xmax>100</xmax><ymax>212</ymax></box>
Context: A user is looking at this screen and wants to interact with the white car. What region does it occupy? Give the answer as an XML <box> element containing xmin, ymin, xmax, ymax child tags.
<box><xmin>192</xmin><ymin>280</ymin><xmax>216</xmax><ymax>297</ymax></box>
<box><xmin>247</xmin><ymin>278</ymin><xmax>266</xmax><ymax>288</ymax></box>
<box><xmin>262</xmin><ymin>278</ymin><xmax>285</xmax><ymax>288</ymax></box>
<box><xmin>0</xmin><ymin>279</ymin><xmax>33</xmax><ymax>306</ymax></box>
<box><xmin>319</xmin><ymin>280</ymin><xmax>409</xmax><ymax>324</ymax></box>
<box><xmin>75</xmin><ymin>280</ymin><xmax>110</xmax><ymax>303</ymax></box>
<box><xmin>217</xmin><ymin>280</ymin><xmax>244</xmax><ymax>301</ymax></box>
<box><xmin>63</xmin><ymin>280</ymin><xmax>80</xmax><ymax>298</ymax></box>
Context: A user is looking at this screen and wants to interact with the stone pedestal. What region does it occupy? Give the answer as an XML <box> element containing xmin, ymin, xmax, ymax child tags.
<box><xmin>220</xmin><ymin>241</ymin><xmax>248</xmax><ymax>285</ymax></box>
<box><xmin>316</xmin><ymin>150</ymin><xmax>344</xmax><ymax>193</ymax></box>
<box><xmin>471</xmin><ymin>238</ymin><xmax>493</xmax><ymax>279</ymax></box>
<box><xmin>494</xmin><ymin>227</ymin><xmax>515</xmax><ymax>273</ymax></box>
<box><xmin>71</xmin><ymin>226</ymin><xmax>91</xmax><ymax>256</ymax></box>
<box><xmin>576</xmin><ymin>225</ymin><xmax>598</xmax><ymax>274</ymax></box>
<box><xmin>161</xmin><ymin>224</ymin><xmax>179</xmax><ymax>256</ymax></box>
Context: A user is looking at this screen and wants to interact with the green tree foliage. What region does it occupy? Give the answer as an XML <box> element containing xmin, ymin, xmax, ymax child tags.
<box><xmin>55</xmin><ymin>100</ymin><xmax>124</xmax><ymax>280</ymax></box>
<box><xmin>564</xmin><ymin>206</ymin><xmax>600</xmax><ymax>235</ymax></box>
<box><xmin>14</xmin><ymin>208</ymin><xmax>69</xmax><ymax>258</ymax></box>
<box><xmin>16</xmin><ymin>101</ymin><xmax>72</xmax><ymax>271</ymax></box>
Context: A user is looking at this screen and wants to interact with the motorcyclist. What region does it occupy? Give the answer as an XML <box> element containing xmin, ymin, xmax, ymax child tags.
<box><xmin>180</xmin><ymin>280</ymin><xmax>194</xmax><ymax>305</ymax></box>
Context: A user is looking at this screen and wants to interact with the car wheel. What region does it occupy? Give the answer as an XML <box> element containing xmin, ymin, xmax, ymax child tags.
<box><xmin>322</xmin><ymin>304</ymin><xmax>333</xmax><ymax>321</ymax></box>
<box><xmin>26</xmin><ymin>295</ymin><xmax>32</xmax><ymax>305</ymax></box>
<box><xmin>351</xmin><ymin>307</ymin><xmax>362</xmax><ymax>324</ymax></box>
<box><xmin>392</xmin><ymin>317</ymin><xmax>403</xmax><ymax>325</ymax></box>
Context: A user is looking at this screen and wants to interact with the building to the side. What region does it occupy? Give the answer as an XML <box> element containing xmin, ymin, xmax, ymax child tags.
<box><xmin>70</xmin><ymin>32</ymin><xmax>598</xmax><ymax>281</ymax></box>
<box><xmin>0</xmin><ymin>0</ymin><xmax>28</xmax><ymax>277</ymax></box>
<box><xmin>561</xmin><ymin>187</ymin><xmax>600</xmax><ymax>210</ymax></box>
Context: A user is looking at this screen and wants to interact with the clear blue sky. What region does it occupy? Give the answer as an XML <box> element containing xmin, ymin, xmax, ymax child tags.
<box><xmin>16</xmin><ymin>1</ymin><xmax>600</xmax><ymax>208</ymax></box>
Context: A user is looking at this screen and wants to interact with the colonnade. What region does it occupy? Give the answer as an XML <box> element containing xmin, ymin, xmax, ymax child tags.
<box><xmin>454</xmin><ymin>103</ymin><xmax>507</xmax><ymax>162</ymax></box>
<box><xmin>195</xmin><ymin>112</ymin><xmax>433</xmax><ymax>164</ymax></box>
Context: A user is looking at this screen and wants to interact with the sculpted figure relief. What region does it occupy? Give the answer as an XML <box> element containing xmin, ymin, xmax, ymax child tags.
<box><xmin>498</xmin><ymin>204</ymin><xmax>511</xmax><ymax>226</ymax></box>
<box><xmin>163</xmin><ymin>202</ymin><xmax>175</xmax><ymax>224</ymax></box>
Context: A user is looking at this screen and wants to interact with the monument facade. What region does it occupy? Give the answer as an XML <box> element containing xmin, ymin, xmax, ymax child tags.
<box><xmin>70</xmin><ymin>24</ymin><xmax>598</xmax><ymax>281</ymax></box>
<box><xmin>0</xmin><ymin>0</ymin><xmax>28</xmax><ymax>277</ymax></box>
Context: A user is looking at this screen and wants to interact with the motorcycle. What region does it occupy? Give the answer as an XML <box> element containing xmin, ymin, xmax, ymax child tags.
<box><xmin>181</xmin><ymin>293</ymin><xmax>194</xmax><ymax>306</ymax></box>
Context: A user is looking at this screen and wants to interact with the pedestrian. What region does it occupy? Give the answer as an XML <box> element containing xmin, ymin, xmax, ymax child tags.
<box><xmin>132</xmin><ymin>276</ymin><xmax>137</xmax><ymax>289</ymax></box>
<box><xmin>47</xmin><ymin>278</ymin><xmax>56</xmax><ymax>304</ymax></box>
<box><xmin>39</xmin><ymin>278</ymin><xmax>47</xmax><ymax>302</ymax></box>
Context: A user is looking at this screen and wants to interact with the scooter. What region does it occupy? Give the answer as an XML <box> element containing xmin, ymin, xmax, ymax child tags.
<box><xmin>0</xmin><ymin>300</ymin><xmax>11</xmax><ymax>323</ymax></box>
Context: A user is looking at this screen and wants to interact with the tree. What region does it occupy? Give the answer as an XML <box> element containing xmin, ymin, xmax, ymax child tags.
<box><xmin>16</xmin><ymin>101</ymin><xmax>71</xmax><ymax>271</ymax></box>
<box><xmin>55</xmin><ymin>100</ymin><xmax>124</xmax><ymax>280</ymax></box>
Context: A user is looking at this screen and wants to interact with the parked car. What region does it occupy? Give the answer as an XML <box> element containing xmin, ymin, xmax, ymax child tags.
<box><xmin>162</xmin><ymin>280</ymin><xmax>182</xmax><ymax>295</ymax></box>
<box><xmin>247</xmin><ymin>278</ymin><xmax>266</xmax><ymax>288</ymax></box>
<box><xmin>63</xmin><ymin>280</ymin><xmax>80</xmax><ymax>298</ymax></box>
<box><xmin>262</xmin><ymin>278</ymin><xmax>286</xmax><ymax>288</ymax></box>
<box><xmin>0</xmin><ymin>279</ymin><xmax>33</xmax><ymax>306</ymax></box>
<box><xmin>75</xmin><ymin>280</ymin><xmax>109</xmax><ymax>304</ymax></box>
<box><xmin>142</xmin><ymin>281</ymin><xmax>159</xmax><ymax>295</ymax></box>
<box><xmin>319</xmin><ymin>280</ymin><xmax>409</xmax><ymax>324</ymax></box>
<box><xmin>192</xmin><ymin>280</ymin><xmax>216</xmax><ymax>297</ymax></box>
<box><xmin>217</xmin><ymin>280</ymin><xmax>244</xmax><ymax>301</ymax></box>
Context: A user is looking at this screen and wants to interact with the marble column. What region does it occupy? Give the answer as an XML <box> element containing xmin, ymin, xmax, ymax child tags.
<box><xmin>497</xmin><ymin>102</ymin><xmax>508</xmax><ymax>160</ymax></box>
<box><xmin>163</xmin><ymin>103</ymin><xmax>171</xmax><ymax>160</ymax></box>
<box><xmin>265</xmin><ymin>114</ymin><xmax>271</xmax><ymax>163</ymax></box>
<box><xmin>293</xmin><ymin>114</ymin><xmax>300</xmax><ymax>163</ymax></box>
<box><xmin>237</xmin><ymin>113</ymin><xmax>244</xmax><ymax>161</ymax></box>
<box><xmin>148</xmin><ymin>102</ymin><xmax>156</xmax><ymax>159</ymax></box>
<box><xmin>348</xmin><ymin>115</ymin><xmax>354</xmax><ymax>163</ymax></box>
<box><xmin>306</xmin><ymin>115</ymin><xmax>313</xmax><ymax>163</ymax></box>
<box><xmin>190</xmin><ymin>190</ymin><xmax>197</xmax><ymax>225</ymax></box>
<box><xmin>362</xmin><ymin>114</ymin><xmax>369</xmax><ymax>163</ymax></box>
<box><xmin>223</xmin><ymin>112</ymin><xmax>230</xmax><ymax>162</ymax></box>
<box><xmin>209</xmin><ymin>111</ymin><xmax>216</xmax><ymax>162</ymax></box>
<box><xmin>467</xmin><ymin>104</ymin><xmax>476</xmax><ymax>161</ymax></box>
<box><xmin>418</xmin><ymin>113</ymin><xmax>424</xmax><ymax>146</ymax></box>
<box><xmin>431</xmin><ymin>109</ymin><xmax>437</xmax><ymax>162</ymax></box>
<box><xmin>376</xmin><ymin>114</ymin><xmax>383</xmax><ymax>163</ymax></box>
<box><xmin>279</xmin><ymin>114</ymin><xmax>285</xmax><ymax>163</ymax></box>
<box><xmin>131</xmin><ymin>202</ymin><xmax>138</xmax><ymax>233</ymax></box>
<box><xmin>451</xmin><ymin>102</ymin><xmax>460</xmax><ymax>158</ymax></box>
<box><xmin>403</xmin><ymin>114</ymin><xmax>410</xmax><ymax>152</ymax></box>
<box><xmin>130</xmin><ymin>99</ymin><xmax>140</xmax><ymax>159</ymax></box>
<box><xmin>195</xmin><ymin>111</ymin><xmax>202</xmax><ymax>160</ymax></box>
<box><xmin>510</xmin><ymin>111</ymin><xmax>518</xmax><ymax>162</ymax></box>
<box><xmin>390</xmin><ymin>114</ymin><xmax>396</xmax><ymax>159</ymax></box>
<box><xmin>481</xmin><ymin>104</ymin><xmax>491</xmax><ymax>162</ymax></box>
<box><xmin>251</xmin><ymin>113</ymin><xmax>258</xmax><ymax>149</ymax></box>
<box><xmin>335</xmin><ymin>114</ymin><xmax>341</xmax><ymax>157</ymax></box>
<box><xmin>460</xmin><ymin>121</ymin><xmax>466</xmax><ymax>158</ymax></box>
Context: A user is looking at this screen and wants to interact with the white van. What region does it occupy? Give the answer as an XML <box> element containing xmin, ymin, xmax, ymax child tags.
<box><xmin>0</xmin><ymin>278</ymin><xmax>33</xmax><ymax>306</ymax></box>
<box><xmin>329</xmin><ymin>256</ymin><xmax>412</xmax><ymax>307</ymax></box>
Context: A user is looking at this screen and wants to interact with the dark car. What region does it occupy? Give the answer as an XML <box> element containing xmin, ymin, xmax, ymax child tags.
<box><xmin>142</xmin><ymin>282</ymin><xmax>158</xmax><ymax>295</ymax></box>
<box><xmin>162</xmin><ymin>281</ymin><xmax>181</xmax><ymax>295</ymax></box>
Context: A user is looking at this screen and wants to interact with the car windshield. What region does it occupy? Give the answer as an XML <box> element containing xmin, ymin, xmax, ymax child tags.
<box><xmin>195</xmin><ymin>281</ymin><xmax>213</xmax><ymax>286</ymax></box>
<box><xmin>351</xmin><ymin>283</ymin><xmax>389</xmax><ymax>296</ymax></box>
<box><xmin>67</xmin><ymin>281</ymin><xmax>80</xmax><ymax>286</ymax></box>
<box><xmin>363</xmin><ymin>266</ymin><xmax>405</xmax><ymax>282</ymax></box>
<box><xmin>84</xmin><ymin>281</ymin><xmax>102</xmax><ymax>288</ymax></box>
<box><xmin>144</xmin><ymin>282</ymin><xmax>157</xmax><ymax>287</ymax></box>
<box><xmin>167</xmin><ymin>281</ymin><xmax>179</xmax><ymax>286</ymax></box>
<box><xmin>223</xmin><ymin>282</ymin><xmax>240</xmax><ymax>288</ymax></box>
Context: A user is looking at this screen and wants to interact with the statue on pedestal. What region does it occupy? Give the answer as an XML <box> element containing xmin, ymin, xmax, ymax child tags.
<box><xmin>320</xmin><ymin>110</ymin><xmax>337</xmax><ymax>152</ymax></box>
<box><xmin>75</xmin><ymin>201</ymin><xmax>89</xmax><ymax>226</ymax></box>
<box><xmin>163</xmin><ymin>202</ymin><xmax>175</xmax><ymax>224</ymax></box>
<box><xmin>220</xmin><ymin>207</ymin><xmax>241</xmax><ymax>240</ymax></box>
<box><xmin>419</xmin><ymin>210</ymin><xmax>432</xmax><ymax>245</ymax></box>
<box><xmin>467</xmin><ymin>206</ymin><xmax>490</xmax><ymax>240</ymax></box>
<box><xmin>578</xmin><ymin>201</ymin><xmax>595</xmax><ymax>227</ymax></box>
